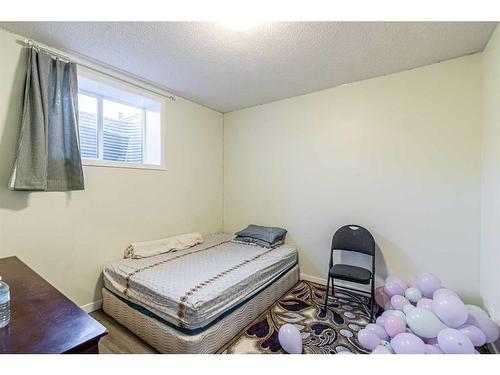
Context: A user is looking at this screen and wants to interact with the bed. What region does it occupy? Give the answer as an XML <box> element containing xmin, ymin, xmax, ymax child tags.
<box><xmin>102</xmin><ymin>233</ymin><xmax>299</xmax><ymax>353</ymax></box>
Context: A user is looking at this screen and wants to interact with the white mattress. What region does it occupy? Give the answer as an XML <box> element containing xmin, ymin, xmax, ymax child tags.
<box><xmin>103</xmin><ymin>234</ymin><xmax>298</xmax><ymax>331</ymax></box>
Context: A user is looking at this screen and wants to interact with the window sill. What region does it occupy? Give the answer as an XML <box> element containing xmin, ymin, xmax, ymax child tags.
<box><xmin>82</xmin><ymin>158</ymin><xmax>166</xmax><ymax>171</ymax></box>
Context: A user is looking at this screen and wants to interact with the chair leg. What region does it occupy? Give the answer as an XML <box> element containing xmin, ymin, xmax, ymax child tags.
<box><xmin>331</xmin><ymin>278</ymin><xmax>335</xmax><ymax>302</ymax></box>
<box><xmin>323</xmin><ymin>276</ymin><xmax>331</xmax><ymax>314</ymax></box>
<box><xmin>370</xmin><ymin>278</ymin><xmax>375</xmax><ymax>322</ymax></box>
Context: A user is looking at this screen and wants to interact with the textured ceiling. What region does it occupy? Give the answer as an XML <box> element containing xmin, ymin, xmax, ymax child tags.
<box><xmin>0</xmin><ymin>22</ymin><xmax>496</xmax><ymax>113</ymax></box>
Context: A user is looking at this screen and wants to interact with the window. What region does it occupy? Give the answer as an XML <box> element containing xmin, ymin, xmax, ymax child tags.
<box><xmin>77</xmin><ymin>67</ymin><xmax>165</xmax><ymax>169</ymax></box>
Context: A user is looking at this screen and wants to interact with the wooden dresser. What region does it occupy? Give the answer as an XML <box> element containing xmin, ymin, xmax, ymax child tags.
<box><xmin>0</xmin><ymin>256</ymin><xmax>107</xmax><ymax>354</ymax></box>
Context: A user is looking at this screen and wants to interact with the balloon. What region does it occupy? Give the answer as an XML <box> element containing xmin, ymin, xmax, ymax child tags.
<box><xmin>466</xmin><ymin>304</ymin><xmax>489</xmax><ymax>317</ymax></box>
<box><xmin>416</xmin><ymin>298</ymin><xmax>433</xmax><ymax>311</ymax></box>
<box><xmin>432</xmin><ymin>294</ymin><xmax>468</xmax><ymax>328</ymax></box>
<box><xmin>386</xmin><ymin>276</ymin><xmax>408</xmax><ymax>290</ymax></box>
<box><xmin>437</xmin><ymin>328</ymin><xmax>475</xmax><ymax>354</ymax></box>
<box><xmin>466</xmin><ymin>311</ymin><xmax>500</xmax><ymax>343</ymax></box>
<box><xmin>433</xmin><ymin>288</ymin><xmax>457</xmax><ymax>299</ymax></box>
<box><xmin>390</xmin><ymin>310</ymin><xmax>407</xmax><ymax>324</ymax></box>
<box><xmin>376</xmin><ymin>315</ymin><xmax>386</xmax><ymax>327</ymax></box>
<box><xmin>278</xmin><ymin>324</ymin><xmax>303</xmax><ymax>354</ymax></box>
<box><xmin>365</xmin><ymin>323</ymin><xmax>389</xmax><ymax>341</ymax></box>
<box><xmin>391</xmin><ymin>295</ymin><xmax>410</xmax><ymax>311</ymax></box>
<box><xmin>374</xmin><ymin>286</ymin><xmax>390</xmax><ymax>308</ymax></box>
<box><xmin>357</xmin><ymin>329</ymin><xmax>381</xmax><ymax>350</ymax></box>
<box><xmin>405</xmin><ymin>287</ymin><xmax>423</xmax><ymax>303</ymax></box>
<box><xmin>416</xmin><ymin>273</ymin><xmax>442</xmax><ymax>298</ymax></box>
<box><xmin>384</xmin><ymin>315</ymin><xmax>406</xmax><ymax>338</ymax></box>
<box><xmin>380</xmin><ymin>340</ymin><xmax>394</xmax><ymax>353</ymax></box>
<box><xmin>459</xmin><ymin>324</ymin><xmax>486</xmax><ymax>347</ymax></box>
<box><xmin>384</xmin><ymin>281</ymin><xmax>405</xmax><ymax>297</ymax></box>
<box><xmin>408</xmin><ymin>279</ymin><xmax>417</xmax><ymax>288</ymax></box>
<box><xmin>425</xmin><ymin>344</ymin><xmax>443</xmax><ymax>354</ymax></box>
<box><xmin>406</xmin><ymin>307</ymin><xmax>447</xmax><ymax>338</ymax></box>
<box><xmin>371</xmin><ymin>345</ymin><xmax>392</xmax><ymax>354</ymax></box>
<box><xmin>391</xmin><ymin>333</ymin><xmax>427</xmax><ymax>354</ymax></box>
<box><xmin>384</xmin><ymin>302</ymin><xmax>393</xmax><ymax>311</ymax></box>
<box><xmin>403</xmin><ymin>304</ymin><xmax>415</xmax><ymax>315</ymax></box>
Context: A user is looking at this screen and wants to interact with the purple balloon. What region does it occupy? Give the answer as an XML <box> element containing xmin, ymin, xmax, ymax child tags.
<box><xmin>437</xmin><ymin>328</ymin><xmax>475</xmax><ymax>354</ymax></box>
<box><xmin>416</xmin><ymin>273</ymin><xmax>442</xmax><ymax>298</ymax></box>
<box><xmin>391</xmin><ymin>295</ymin><xmax>410</xmax><ymax>311</ymax></box>
<box><xmin>432</xmin><ymin>294</ymin><xmax>468</xmax><ymax>328</ymax></box>
<box><xmin>365</xmin><ymin>323</ymin><xmax>389</xmax><ymax>341</ymax></box>
<box><xmin>391</xmin><ymin>333</ymin><xmax>427</xmax><ymax>354</ymax></box>
<box><xmin>416</xmin><ymin>297</ymin><xmax>433</xmax><ymax>311</ymax></box>
<box><xmin>384</xmin><ymin>315</ymin><xmax>406</xmax><ymax>338</ymax></box>
<box><xmin>357</xmin><ymin>329</ymin><xmax>381</xmax><ymax>351</ymax></box>
<box><xmin>425</xmin><ymin>344</ymin><xmax>443</xmax><ymax>354</ymax></box>
<box><xmin>459</xmin><ymin>324</ymin><xmax>486</xmax><ymax>347</ymax></box>
<box><xmin>433</xmin><ymin>288</ymin><xmax>457</xmax><ymax>299</ymax></box>
<box><xmin>278</xmin><ymin>324</ymin><xmax>303</xmax><ymax>354</ymax></box>
<box><xmin>371</xmin><ymin>345</ymin><xmax>392</xmax><ymax>354</ymax></box>
<box><xmin>466</xmin><ymin>311</ymin><xmax>500</xmax><ymax>344</ymax></box>
<box><xmin>384</xmin><ymin>302</ymin><xmax>394</xmax><ymax>311</ymax></box>
<box><xmin>384</xmin><ymin>281</ymin><xmax>405</xmax><ymax>297</ymax></box>
<box><xmin>376</xmin><ymin>315</ymin><xmax>387</xmax><ymax>328</ymax></box>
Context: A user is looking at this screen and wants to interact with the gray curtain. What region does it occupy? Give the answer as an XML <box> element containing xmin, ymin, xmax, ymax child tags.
<box><xmin>9</xmin><ymin>47</ymin><xmax>84</xmax><ymax>191</ymax></box>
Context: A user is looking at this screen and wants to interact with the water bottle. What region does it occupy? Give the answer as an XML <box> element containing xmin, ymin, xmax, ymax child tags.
<box><xmin>0</xmin><ymin>275</ymin><xmax>10</xmax><ymax>328</ymax></box>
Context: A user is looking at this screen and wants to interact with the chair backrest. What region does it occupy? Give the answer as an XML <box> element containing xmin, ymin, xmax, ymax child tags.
<box><xmin>331</xmin><ymin>225</ymin><xmax>375</xmax><ymax>259</ymax></box>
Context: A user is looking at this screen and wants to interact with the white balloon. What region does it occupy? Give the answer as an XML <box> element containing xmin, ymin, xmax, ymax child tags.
<box><xmin>278</xmin><ymin>324</ymin><xmax>303</xmax><ymax>354</ymax></box>
<box><xmin>406</xmin><ymin>307</ymin><xmax>447</xmax><ymax>338</ymax></box>
<box><xmin>405</xmin><ymin>288</ymin><xmax>423</xmax><ymax>303</ymax></box>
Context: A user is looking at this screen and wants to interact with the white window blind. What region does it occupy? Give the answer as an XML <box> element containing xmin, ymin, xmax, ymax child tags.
<box><xmin>77</xmin><ymin>68</ymin><xmax>164</xmax><ymax>169</ymax></box>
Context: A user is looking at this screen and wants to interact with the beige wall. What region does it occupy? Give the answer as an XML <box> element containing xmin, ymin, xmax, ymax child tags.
<box><xmin>224</xmin><ymin>54</ymin><xmax>483</xmax><ymax>303</ymax></box>
<box><xmin>481</xmin><ymin>25</ymin><xmax>500</xmax><ymax>323</ymax></box>
<box><xmin>0</xmin><ymin>29</ymin><xmax>224</xmax><ymax>307</ymax></box>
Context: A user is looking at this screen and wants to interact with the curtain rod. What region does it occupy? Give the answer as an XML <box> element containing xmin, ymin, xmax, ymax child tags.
<box><xmin>24</xmin><ymin>39</ymin><xmax>176</xmax><ymax>102</ymax></box>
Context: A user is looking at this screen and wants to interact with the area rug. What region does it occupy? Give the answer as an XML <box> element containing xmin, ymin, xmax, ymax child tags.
<box><xmin>219</xmin><ymin>280</ymin><xmax>380</xmax><ymax>354</ymax></box>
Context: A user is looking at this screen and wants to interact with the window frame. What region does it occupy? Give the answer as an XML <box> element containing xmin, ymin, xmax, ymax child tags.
<box><xmin>77</xmin><ymin>67</ymin><xmax>166</xmax><ymax>171</ymax></box>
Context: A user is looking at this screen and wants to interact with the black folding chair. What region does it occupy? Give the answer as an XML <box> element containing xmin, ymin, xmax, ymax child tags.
<box><xmin>323</xmin><ymin>225</ymin><xmax>376</xmax><ymax>321</ymax></box>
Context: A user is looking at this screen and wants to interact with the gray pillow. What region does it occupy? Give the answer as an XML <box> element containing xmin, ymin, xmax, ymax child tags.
<box><xmin>234</xmin><ymin>224</ymin><xmax>287</xmax><ymax>245</ymax></box>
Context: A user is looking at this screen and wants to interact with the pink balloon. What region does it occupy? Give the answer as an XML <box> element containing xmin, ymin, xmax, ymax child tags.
<box><xmin>391</xmin><ymin>295</ymin><xmax>410</xmax><ymax>311</ymax></box>
<box><xmin>386</xmin><ymin>276</ymin><xmax>408</xmax><ymax>290</ymax></box>
<box><xmin>357</xmin><ymin>329</ymin><xmax>381</xmax><ymax>351</ymax></box>
<box><xmin>416</xmin><ymin>297</ymin><xmax>433</xmax><ymax>311</ymax></box>
<box><xmin>384</xmin><ymin>315</ymin><xmax>406</xmax><ymax>338</ymax></box>
<box><xmin>459</xmin><ymin>324</ymin><xmax>486</xmax><ymax>347</ymax></box>
<box><xmin>466</xmin><ymin>311</ymin><xmax>500</xmax><ymax>344</ymax></box>
<box><xmin>365</xmin><ymin>323</ymin><xmax>389</xmax><ymax>341</ymax></box>
<box><xmin>425</xmin><ymin>344</ymin><xmax>443</xmax><ymax>354</ymax></box>
<box><xmin>432</xmin><ymin>294</ymin><xmax>468</xmax><ymax>328</ymax></box>
<box><xmin>416</xmin><ymin>273</ymin><xmax>442</xmax><ymax>298</ymax></box>
<box><xmin>374</xmin><ymin>286</ymin><xmax>390</xmax><ymax>308</ymax></box>
<box><xmin>438</xmin><ymin>328</ymin><xmax>475</xmax><ymax>354</ymax></box>
<box><xmin>391</xmin><ymin>333</ymin><xmax>427</xmax><ymax>354</ymax></box>
<box><xmin>384</xmin><ymin>281</ymin><xmax>405</xmax><ymax>297</ymax></box>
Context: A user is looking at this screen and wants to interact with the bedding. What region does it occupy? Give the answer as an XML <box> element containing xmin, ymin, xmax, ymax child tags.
<box><xmin>234</xmin><ymin>224</ymin><xmax>287</xmax><ymax>247</ymax></box>
<box><xmin>124</xmin><ymin>232</ymin><xmax>203</xmax><ymax>259</ymax></box>
<box><xmin>103</xmin><ymin>233</ymin><xmax>298</xmax><ymax>331</ymax></box>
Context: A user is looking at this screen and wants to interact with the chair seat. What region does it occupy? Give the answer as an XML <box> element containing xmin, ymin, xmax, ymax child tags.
<box><xmin>329</xmin><ymin>264</ymin><xmax>372</xmax><ymax>284</ymax></box>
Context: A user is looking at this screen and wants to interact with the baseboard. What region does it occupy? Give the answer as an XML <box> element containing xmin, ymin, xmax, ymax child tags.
<box><xmin>300</xmin><ymin>272</ymin><xmax>370</xmax><ymax>295</ymax></box>
<box><xmin>80</xmin><ymin>299</ymin><xmax>102</xmax><ymax>313</ymax></box>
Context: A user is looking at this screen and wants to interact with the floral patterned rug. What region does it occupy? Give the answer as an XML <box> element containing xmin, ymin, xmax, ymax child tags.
<box><xmin>219</xmin><ymin>280</ymin><xmax>381</xmax><ymax>354</ymax></box>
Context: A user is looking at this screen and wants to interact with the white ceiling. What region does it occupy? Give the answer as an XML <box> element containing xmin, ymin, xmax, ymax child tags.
<box><xmin>0</xmin><ymin>22</ymin><xmax>496</xmax><ymax>113</ymax></box>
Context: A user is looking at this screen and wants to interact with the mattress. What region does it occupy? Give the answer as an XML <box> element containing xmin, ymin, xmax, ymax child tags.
<box><xmin>103</xmin><ymin>234</ymin><xmax>298</xmax><ymax>331</ymax></box>
<box><xmin>102</xmin><ymin>265</ymin><xmax>300</xmax><ymax>353</ymax></box>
